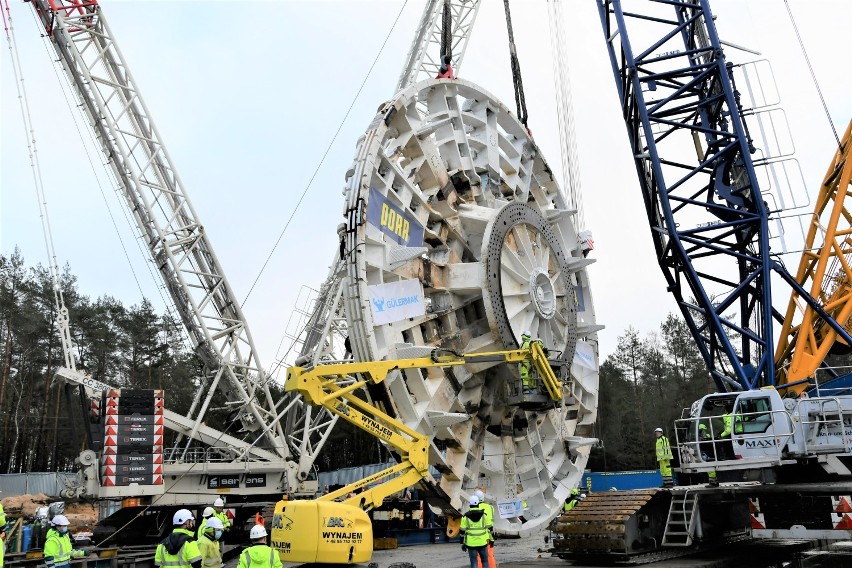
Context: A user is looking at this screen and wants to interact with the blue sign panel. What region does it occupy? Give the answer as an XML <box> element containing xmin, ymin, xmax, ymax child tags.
<box><xmin>367</xmin><ymin>187</ymin><xmax>424</xmax><ymax>247</ymax></box>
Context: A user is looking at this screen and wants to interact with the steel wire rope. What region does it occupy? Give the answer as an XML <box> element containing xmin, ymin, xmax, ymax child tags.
<box><xmin>782</xmin><ymin>0</ymin><xmax>840</xmax><ymax>148</ymax></box>
<box><xmin>241</xmin><ymin>0</ymin><xmax>409</xmax><ymax>309</ymax></box>
<box><xmin>502</xmin><ymin>0</ymin><xmax>528</xmax><ymax>127</ymax></box>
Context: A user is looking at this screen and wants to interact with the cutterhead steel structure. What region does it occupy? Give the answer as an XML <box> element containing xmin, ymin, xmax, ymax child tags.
<box><xmin>597</xmin><ymin>0</ymin><xmax>852</xmax><ymax>393</ymax></box>
<box><xmin>25</xmin><ymin>0</ymin><xmax>333</xmax><ymax>498</ymax></box>
<box><xmin>339</xmin><ymin>77</ymin><xmax>600</xmax><ymax>535</ymax></box>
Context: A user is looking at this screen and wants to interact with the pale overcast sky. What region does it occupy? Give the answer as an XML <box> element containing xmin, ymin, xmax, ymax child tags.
<box><xmin>2</xmin><ymin>1</ymin><xmax>850</xmax><ymax>375</ymax></box>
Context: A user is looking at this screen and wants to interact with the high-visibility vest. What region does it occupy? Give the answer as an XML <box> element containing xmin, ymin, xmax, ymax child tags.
<box><xmin>460</xmin><ymin>507</ymin><xmax>491</xmax><ymax>548</ymax></box>
<box><xmin>154</xmin><ymin>529</ymin><xmax>202</xmax><ymax>568</ymax></box>
<box><xmin>237</xmin><ymin>545</ymin><xmax>281</xmax><ymax>568</ymax></box>
<box><xmin>44</xmin><ymin>529</ymin><xmax>81</xmax><ymax>567</ymax></box>
<box><xmin>197</xmin><ymin>534</ymin><xmax>222</xmax><ymax>568</ymax></box>
<box><xmin>213</xmin><ymin>511</ymin><xmax>231</xmax><ymax>530</ymax></box>
<box><xmin>655</xmin><ymin>435</ymin><xmax>673</xmax><ymax>461</ymax></box>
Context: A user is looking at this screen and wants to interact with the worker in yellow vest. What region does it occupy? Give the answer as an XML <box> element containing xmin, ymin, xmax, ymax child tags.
<box><xmin>198</xmin><ymin>516</ymin><xmax>224</xmax><ymax>568</ymax></box>
<box><xmin>196</xmin><ymin>507</ymin><xmax>216</xmax><ymax>539</ymax></box>
<box><xmin>237</xmin><ymin>526</ymin><xmax>281</xmax><ymax>568</ymax></box>
<box><xmin>461</xmin><ymin>496</ymin><xmax>493</xmax><ymax>568</ymax></box>
<box><xmin>155</xmin><ymin>509</ymin><xmax>202</xmax><ymax>568</ymax></box>
<box><xmin>44</xmin><ymin>515</ymin><xmax>85</xmax><ymax>568</ymax></box>
<box><xmin>655</xmin><ymin>427</ymin><xmax>674</xmax><ymax>488</ymax></box>
<box><xmin>212</xmin><ymin>498</ymin><xmax>231</xmax><ymax>532</ymax></box>
<box><xmin>563</xmin><ymin>488</ymin><xmax>581</xmax><ymax>513</ymax></box>
<box><xmin>473</xmin><ymin>489</ymin><xmax>496</xmax><ymax>568</ymax></box>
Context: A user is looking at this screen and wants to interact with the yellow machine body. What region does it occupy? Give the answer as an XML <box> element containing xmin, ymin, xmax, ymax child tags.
<box><xmin>271</xmin><ymin>499</ymin><xmax>373</xmax><ymax>564</ymax></box>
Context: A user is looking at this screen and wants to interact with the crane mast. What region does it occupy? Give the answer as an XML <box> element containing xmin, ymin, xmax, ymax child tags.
<box><xmin>27</xmin><ymin>0</ymin><xmax>331</xmax><ymax>487</ymax></box>
<box><xmin>596</xmin><ymin>0</ymin><xmax>852</xmax><ymax>392</ymax></box>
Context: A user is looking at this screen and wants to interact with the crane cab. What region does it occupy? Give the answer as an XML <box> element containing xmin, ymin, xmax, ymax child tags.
<box><xmin>676</xmin><ymin>390</ymin><xmax>793</xmax><ymax>474</ymax></box>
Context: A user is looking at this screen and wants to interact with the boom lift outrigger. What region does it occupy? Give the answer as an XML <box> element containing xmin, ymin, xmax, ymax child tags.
<box><xmin>272</xmin><ymin>344</ymin><xmax>561</xmax><ymax>564</ymax></box>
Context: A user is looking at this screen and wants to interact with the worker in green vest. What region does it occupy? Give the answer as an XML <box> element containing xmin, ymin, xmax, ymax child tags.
<box><xmin>44</xmin><ymin>515</ymin><xmax>85</xmax><ymax>568</ymax></box>
<box><xmin>212</xmin><ymin>498</ymin><xmax>231</xmax><ymax>532</ymax></box>
<box><xmin>198</xmin><ymin>516</ymin><xmax>224</xmax><ymax>568</ymax></box>
<box><xmin>155</xmin><ymin>509</ymin><xmax>202</xmax><ymax>568</ymax></box>
<box><xmin>460</xmin><ymin>496</ymin><xmax>493</xmax><ymax>568</ymax></box>
<box><xmin>196</xmin><ymin>507</ymin><xmax>215</xmax><ymax>539</ymax></box>
<box><xmin>519</xmin><ymin>331</ymin><xmax>545</xmax><ymax>394</ymax></box>
<box><xmin>237</xmin><ymin>526</ymin><xmax>281</xmax><ymax>568</ymax></box>
<box><xmin>473</xmin><ymin>489</ymin><xmax>496</xmax><ymax>568</ymax></box>
<box><xmin>655</xmin><ymin>427</ymin><xmax>674</xmax><ymax>488</ymax></box>
<box><xmin>563</xmin><ymin>488</ymin><xmax>581</xmax><ymax>513</ymax></box>
<box><xmin>698</xmin><ymin>422</ymin><xmax>719</xmax><ymax>487</ymax></box>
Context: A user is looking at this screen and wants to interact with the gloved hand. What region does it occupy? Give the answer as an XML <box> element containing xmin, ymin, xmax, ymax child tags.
<box><xmin>461</xmin><ymin>544</ymin><xmax>468</xmax><ymax>552</ymax></box>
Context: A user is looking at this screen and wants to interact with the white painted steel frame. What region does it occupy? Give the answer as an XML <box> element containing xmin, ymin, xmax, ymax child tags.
<box><xmin>396</xmin><ymin>0</ymin><xmax>482</xmax><ymax>91</ymax></box>
<box><xmin>30</xmin><ymin>0</ymin><xmax>329</xmax><ymax>489</ymax></box>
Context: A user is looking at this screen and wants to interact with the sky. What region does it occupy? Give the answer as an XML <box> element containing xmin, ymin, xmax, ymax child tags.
<box><xmin>2</xmin><ymin>0</ymin><xmax>851</xmax><ymax>374</ymax></box>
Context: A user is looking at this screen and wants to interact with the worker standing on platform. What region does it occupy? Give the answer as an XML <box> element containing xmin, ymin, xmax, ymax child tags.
<box><xmin>44</xmin><ymin>515</ymin><xmax>85</xmax><ymax>568</ymax></box>
<box><xmin>212</xmin><ymin>498</ymin><xmax>231</xmax><ymax>533</ymax></box>
<box><xmin>655</xmin><ymin>427</ymin><xmax>674</xmax><ymax>488</ymax></box>
<box><xmin>198</xmin><ymin>517</ymin><xmax>224</xmax><ymax>568</ymax></box>
<box><xmin>197</xmin><ymin>506</ymin><xmax>215</xmax><ymax>538</ymax></box>
<box><xmin>155</xmin><ymin>510</ymin><xmax>202</xmax><ymax>568</ymax></box>
<box><xmin>519</xmin><ymin>330</ymin><xmax>546</xmax><ymax>394</ymax></box>
<box><xmin>460</xmin><ymin>496</ymin><xmax>493</xmax><ymax>568</ymax></box>
<box><xmin>237</xmin><ymin>526</ymin><xmax>281</xmax><ymax>568</ymax></box>
<box><xmin>474</xmin><ymin>489</ymin><xmax>496</xmax><ymax>568</ymax></box>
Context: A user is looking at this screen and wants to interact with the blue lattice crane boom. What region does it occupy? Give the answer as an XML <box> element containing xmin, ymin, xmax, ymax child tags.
<box><xmin>596</xmin><ymin>0</ymin><xmax>852</xmax><ymax>393</ymax></box>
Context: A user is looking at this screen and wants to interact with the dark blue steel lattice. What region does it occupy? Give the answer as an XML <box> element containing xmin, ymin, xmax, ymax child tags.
<box><xmin>597</xmin><ymin>0</ymin><xmax>777</xmax><ymax>391</ymax></box>
<box><xmin>596</xmin><ymin>0</ymin><xmax>852</xmax><ymax>392</ymax></box>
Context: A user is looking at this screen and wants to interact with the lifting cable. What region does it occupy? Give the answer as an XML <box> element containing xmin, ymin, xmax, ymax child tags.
<box><xmin>242</xmin><ymin>0</ymin><xmax>409</xmax><ymax>309</ymax></box>
<box><xmin>783</xmin><ymin>0</ymin><xmax>839</xmax><ymax>148</ymax></box>
<box><xmin>440</xmin><ymin>0</ymin><xmax>452</xmax><ymax>66</ymax></box>
<box><xmin>503</xmin><ymin>0</ymin><xmax>528</xmax><ymax>128</ymax></box>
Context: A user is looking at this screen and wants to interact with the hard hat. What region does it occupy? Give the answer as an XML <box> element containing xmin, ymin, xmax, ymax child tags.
<box><xmin>205</xmin><ymin>517</ymin><xmax>224</xmax><ymax>530</ymax></box>
<box><xmin>521</xmin><ymin>330</ymin><xmax>531</xmax><ymax>337</ymax></box>
<box><xmin>469</xmin><ymin>495</ymin><xmax>480</xmax><ymax>507</ymax></box>
<box><xmin>202</xmin><ymin>506</ymin><xmax>215</xmax><ymax>518</ymax></box>
<box><xmin>580</xmin><ymin>493</ymin><xmax>587</xmax><ymax>499</ymax></box>
<box><xmin>51</xmin><ymin>515</ymin><xmax>70</xmax><ymax>526</ymax></box>
<box><xmin>249</xmin><ymin>525</ymin><xmax>268</xmax><ymax>539</ymax></box>
<box><xmin>655</xmin><ymin>427</ymin><xmax>663</xmax><ymax>433</ymax></box>
<box><xmin>213</xmin><ymin>497</ymin><xmax>225</xmax><ymax>507</ymax></box>
<box><xmin>474</xmin><ymin>489</ymin><xmax>485</xmax><ymax>500</ymax></box>
<box><xmin>173</xmin><ymin>509</ymin><xmax>195</xmax><ymax>525</ymax></box>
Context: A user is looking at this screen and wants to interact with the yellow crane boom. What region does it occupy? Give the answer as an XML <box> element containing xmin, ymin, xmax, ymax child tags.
<box><xmin>776</xmin><ymin>118</ymin><xmax>852</xmax><ymax>393</ymax></box>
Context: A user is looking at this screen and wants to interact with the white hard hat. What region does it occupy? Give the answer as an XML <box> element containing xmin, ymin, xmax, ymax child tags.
<box><xmin>655</xmin><ymin>427</ymin><xmax>663</xmax><ymax>433</ymax></box>
<box><xmin>469</xmin><ymin>495</ymin><xmax>480</xmax><ymax>507</ymax></box>
<box><xmin>213</xmin><ymin>498</ymin><xmax>225</xmax><ymax>507</ymax></box>
<box><xmin>250</xmin><ymin>525</ymin><xmax>268</xmax><ymax>539</ymax></box>
<box><xmin>202</xmin><ymin>506</ymin><xmax>215</xmax><ymax>518</ymax></box>
<box><xmin>51</xmin><ymin>515</ymin><xmax>69</xmax><ymax>526</ymax></box>
<box><xmin>521</xmin><ymin>330</ymin><xmax>531</xmax><ymax>337</ymax></box>
<box><xmin>474</xmin><ymin>489</ymin><xmax>485</xmax><ymax>500</ymax></box>
<box><xmin>173</xmin><ymin>509</ymin><xmax>195</xmax><ymax>525</ymax></box>
<box><xmin>205</xmin><ymin>517</ymin><xmax>224</xmax><ymax>530</ymax></box>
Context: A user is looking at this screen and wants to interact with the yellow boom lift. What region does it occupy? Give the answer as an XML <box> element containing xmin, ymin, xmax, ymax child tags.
<box><xmin>271</xmin><ymin>343</ymin><xmax>560</xmax><ymax>564</ymax></box>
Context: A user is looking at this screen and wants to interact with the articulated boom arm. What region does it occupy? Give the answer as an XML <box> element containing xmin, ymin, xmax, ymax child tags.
<box><xmin>28</xmin><ymin>0</ymin><xmax>332</xmax><ymax>484</ymax></box>
<box><xmin>285</xmin><ymin>345</ymin><xmax>560</xmax><ymax>510</ymax></box>
<box><xmin>775</xmin><ymin>119</ymin><xmax>852</xmax><ymax>393</ymax></box>
<box><xmin>596</xmin><ymin>0</ymin><xmax>852</xmax><ymax>392</ymax></box>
